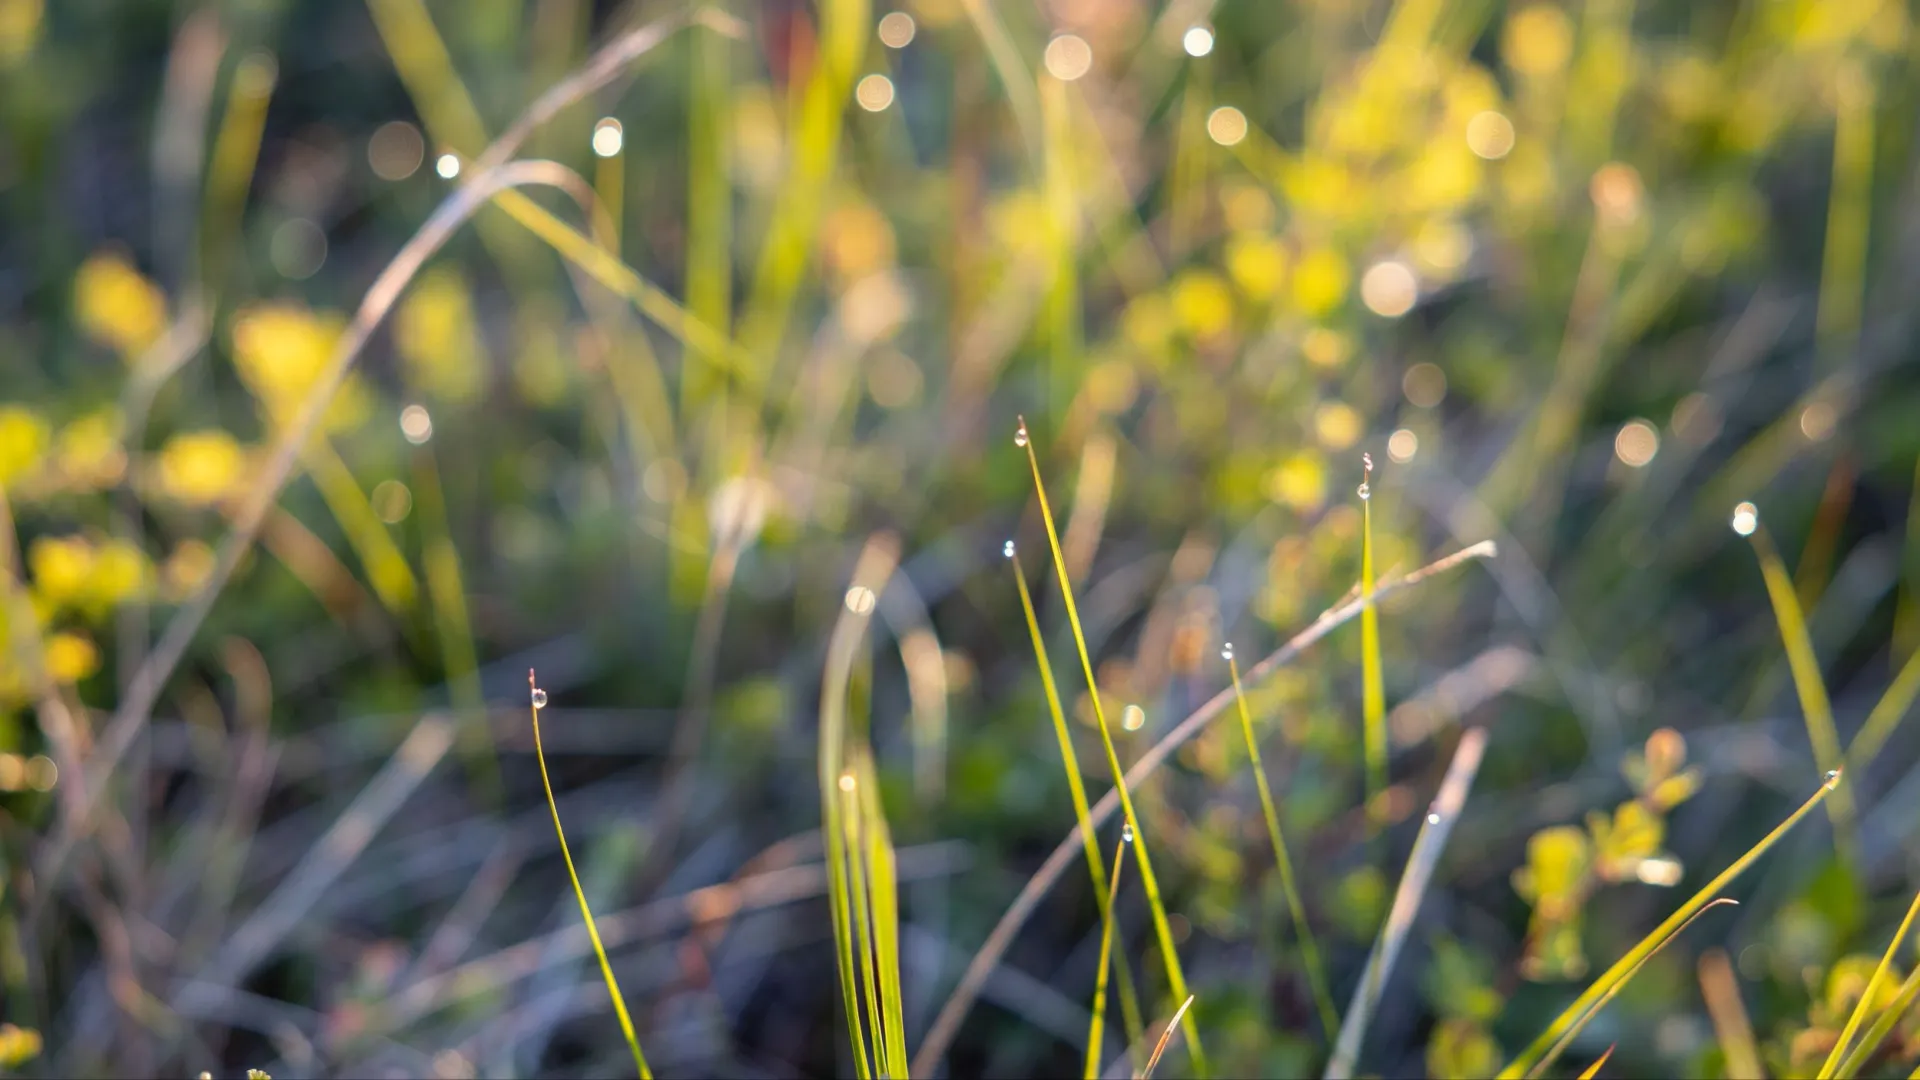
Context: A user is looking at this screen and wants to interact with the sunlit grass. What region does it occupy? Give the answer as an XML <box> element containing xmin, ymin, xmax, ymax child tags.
<box><xmin>526</xmin><ymin>670</ymin><xmax>651</xmax><ymax>1079</ymax></box>
<box><xmin>1019</xmin><ymin>417</ymin><xmax>1207</xmax><ymax>1076</ymax></box>
<box><xmin>1818</xmin><ymin>888</ymin><xmax>1920</xmax><ymax>1079</ymax></box>
<box><xmin>1499</xmin><ymin>770</ymin><xmax>1843</xmax><ymax>1078</ymax></box>
<box><xmin>1359</xmin><ymin>454</ymin><xmax>1386</xmax><ymax>819</ymax></box>
<box><xmin>1085</xmin><ymin>832</ymin><xmax>1128</xmax><ymax>1080</ymax></box>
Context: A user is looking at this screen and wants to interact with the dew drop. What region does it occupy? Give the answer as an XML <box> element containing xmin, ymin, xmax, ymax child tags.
<box><xmin>1121</xmin><ymin>823</ymin><xmax>1134</xmax><ymax>843</ymax></box>
<box><xmin>1357</xmin><ymin>482</ymin><xmax>1371</xmax><ymax>500</ymax></box>
<box><xmin>530</xmin><ymin>687</ymin><xmax>548</xmax><ymax>709</ymax></box>
<box><xmin>1221</xmin><ymin>642</ymin><xmax>1235</xmax><ymax>661</ymax></box>
<box><xmin>839</xmin><ymin>772</ymin><xmax>857</xmax><ymax>792</ymax></box>
<box><xmin>1825</xmin><ymin>769</ymin><xmax>1841</xmax><ymax>789</ymax></box>
<box><xmin>1730</xmin><ymin>501</ymin><xmax>1758</xmax><ymax>537</ymax></box>
<box><xmin>1014</xmin><ymin>418</ymin><xmax>1030</xmax><ymax>448</ymax></box>
<box><xmin>1426</xmin><ymin>810</ymin><xmax>1441</xmax><ymax>826</ymax></box>
<box><xmin>1003</xmin><ymin>539</ymin><xmax>1016</xmax><ymax>558</ymax></box>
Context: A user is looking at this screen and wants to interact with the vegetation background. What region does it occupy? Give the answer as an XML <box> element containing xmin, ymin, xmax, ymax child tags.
<box><xmin>2</xmin><ymin>0</ymin><xmax>1920</xmax><ymax>1076</ymax></box>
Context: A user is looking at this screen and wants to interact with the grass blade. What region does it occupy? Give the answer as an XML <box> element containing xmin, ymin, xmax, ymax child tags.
<box><xmin>1818</xmin><ymin>888</ymin><xmax>1920</xmax><ymax>1078</ymax></box>
<box><xmin>1326</xmin><ymin>727</ymin><xmax>1488</xmax><ymax>1080</ymax></box>
<box><xmin>1360</xmin><ymin>455</ymin><xmax>1387</xmax><ymax>816</ymax></box>
<box><xmin>1500</xmin><ymin>771</ymin><xmax>1843</xmax><ymax>1078</ymax></box>
<box><xmin>1846</xmin><ymin>641</ymin><xmax>1920</xmax><ymax>768</ymax></box>
<box><xmin>1019</xmin><ymin>417</ymin><xmax>1208</xmax><ymax>1076</ymax></box>
<box><xmin>1527</xmin><ymin>899</ymin><xmax>1741</xmax><ymax>1079</ymax></box>
<box><xmin>1577</xmin><ymin>1044</ymin><xmax>1616</xmax><ymax>1080</ymax></box>
<box><xmin>1835</xmin><ymin>964</ymin><xmax>1920</xmax><ymax>1078</ymax></box>
<box><xmin>855</xmin><ymin>752</ymin><xmax>910</xmax><ymax>1078</ymax></box>
<box><xmin>1746</xmin><ymin>519</ymin><xmax>1855</xmax><ymax>850</ymax></box>
<box><xmin>1698</xmin><ymin>949</ymin><xmax>1764</xmax><ymax>1080</ymax></box>
<box><xmin>526</xmin><ymin>671</ymin><xmax>651</xmax><ymax>1079</ymax></box>
<box><xmin>1136</xmin><ymin>995</ymin><xmax>1197</xmax><ymax>1080</ymax></box>
<box><xmin>1225</xmin><ymin>647</ymin><xmax>1337</xmax><ymax>1037</ymax></box>
<box><xmin>1011</xmin><ymin>544</ymin><xmax>1147</xmax><ymax>1057</ymax></box>
<box><xmin>1087</xmin><ymin>834</ymin><xmax>1129</xmax><ymax>1080</ymax></box>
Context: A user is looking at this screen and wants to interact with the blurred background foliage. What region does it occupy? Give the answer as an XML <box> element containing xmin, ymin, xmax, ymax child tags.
<box><xmin>3</xmin><ymin>0</ymin><xmax>1920</xmax><ymax>1075</ymax></box>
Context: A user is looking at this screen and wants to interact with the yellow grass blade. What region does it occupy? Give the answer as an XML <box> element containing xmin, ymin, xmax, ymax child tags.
<box><xmin>1500</xmin><ymin>772</ymin><xmax>1842</xmax><ymax>1078</ymax></box>
<box><xmin>1226</xmin><ymin>648</ymin><xmax>1337</xmax><ymax>1037</ymax></box>
<box><xmin>1137</xmin><ymin>995</ymin><xmax>1197</xmax><ymax>1080</ymax></box>
<box><xmin>201</xmin><ymin>51</ymin><xmax>276</xmax><ymax>288</ymax></box>
<box><xmin>1819</xmin><ymin>889</ymin><xmax>1920</xmax><ymax>1078</ymax></box>
<box><xmin>526</xmin><ymin>671</ymin><xmax>651</xmax><ymax>1079</ymax></box>
<box><xmin>1361</xmin><ymin>457</ymin><xmax>1386</xmax><ymax>814</ymax></box>
<box><xmin>1846</xmin><ymin>641</ymin><xmax>1920</xmax><ymax>768</ymax></box>
<box><xmin>1011</xmin><ymin>544</ymin><xmax>1147</xmax><ymax>1055</ymax></box>
<box><xmin>1087</xmin><ymin>834</ymin><xmax>1129</xmax><ymax>1080</ymax></box>
<box><xmin>1698</xmin><ymin>949</ymin><xmax>1764</xmax><ymax>1080</ymax></box>
<box><xmin>1576</xmin><ymin>1043</ymin><xmax>1616</xmax><ymax>1080</ymax></box>
<box><xmin>1020</xmin><ymin>417</ymin><xmax>1209</xmax><ymax>1076</ymax></box>
<box><xmin>1746</xmin><ymin>520</ymin><xmax>1855</xmax><ymax>851</ymax></box>
<box><xmin>1835</xmin><ymin>964</ymin><xmax>1920</xmax><ymax>1078</ymax></box>
<box><xmin>1527</xmin><ymin>899</ymin><xmax>1740</xmax><ymax>1079</ymax></box>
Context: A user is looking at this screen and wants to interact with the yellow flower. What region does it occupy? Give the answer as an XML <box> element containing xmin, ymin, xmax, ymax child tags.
<box><xmin>88</xmin><ymin>538</ymin><xmax>150</xmax><ymax>610</ymax></box>
<box><xmin>1314</xmin><ymin>402</ymin><xmax>1364</xmax><ymax>450</ymax></box>
<box><xmin>28</xmin><ymin>535</ymin><xmax>93</xmax><ymax>609</ymax></box>
<box><xmin>230</xmin><ymin>304</ymin><xmax>370</xmax><ymax>430</ymax></box>
<box><xmin>55</xmin><ymin>409</ymin><xmax>126</xmax><ymax>488</ymax></box>
<box><xmin>0</xmin><ymin>0</ymin><xmax>43</xmax><ymax>66</ymax></box>
<box><xmin>43</xmin><ymin>631</ymin><xmax>99</xmax><ymax>684</ymax></box>
<box><xmin>1170</xmin><ymin>270</ymin><xmax>1235</xmax><ymax>340</ymax></box>
<box><xmin>0</xmin><ymin>406</ymin><xmax>49</xmax><ymax>490</ymax></box>
<box><xmin>162</xmin><ymin>539</ymin><xmax>217</xmax><ymax>601</ymax></box>
<box><xmin>156</xmin><ymin>430</ymin><xmax>247</xmax><ymax>506</ymax></box>
<box><xmin>1266</xmin><ymin>453</ymin><xmax>1328</xmax><ymax>511</ymax></box>
<box><xmin>396</xmin><ymin>267</ymin><xmax>486</xmax><ymax>402</ymax></box>
<box><xmin>1503</xmin><ymin>5</ymin><xmax>1573</xmax><ymax>77</ymax></box>
<box><xmin>1225</xmin><ymin>234</ymin><xmax>1290</xmax><ymax>300</ymax></box>
<box><xmin>73</xmin><ymin>251</ymin><xmax>167</xmax><ymax>360</ymax></box>
<box><xmin>1291</xmin><ymin>247</ymin><xmax>1351</xmax><ymax>317</ymax></box>
<box><xmin>0</xmin><ymin>1022</ymin><xmax>41</xmax><ymax>1068</ymax></box>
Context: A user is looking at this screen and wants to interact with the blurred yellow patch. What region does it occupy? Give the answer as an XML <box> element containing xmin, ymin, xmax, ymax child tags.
<box><xmin>0</xmin><ymin>1023</ymin><xmax>41</xmax><ymax>1068</ymax></box>
<box><xmin>1171</xmin><ymin>270</ymin><xmax>1235</xmax><ymax>339</ymax></box>
<box><xmin>1503</xmin><ymin>5</ymin><xmax>1573</xmax><ymax>77</ymax></box>
<box><xmin>1314</xmin><ymin>402</ymin><xmax>1364</xmax><ymax>450</ymax></box>
<box><xmin>1265</xmin><ymin>453</ymin><xmax>1327</xmax><ymax>511</ymax></box>
<box><xmin>1225</xmin><ymin>234</ymin><xmax>1289</xmax><ymax>300</ymax></box>
<box><xmin>1122</xmin><ymin>293</ymin><xmax>1176</xmax><ymax>352</ymax></box>
<box><xmin>988</xmin><ymin>190</ymin><xmax>1050</xmax><ymax>262</ymax></box>
<box><xmin>73</xmin><ymin>251</ymin><xmax>167</xmax><ymax>361</ymax></box>
<box><xmin>1301</xmin><ymin>327</ymin><xmax>1352</xmax><ymax>369</ymax></box>
<box><xmin>1220</xmin><ymin>183</ymin><xmax>1275</xmax><ymax>232</ymax></box>
<box><xmin>1290</xmin><ymin>247</ymin><xmax>1350</xmax><ymax>317</ymax></box>
<box><xmin>230</xmin><ymin>303</ymin><xmax>370</xmax><ymax>431</ymax></box>
<box><xmin>89</xmin><ymin>539</ymin><xmax>150</xmax><ymax>612</ymax></box>
<box><xmin>396</xmin><ymin>268</ymin><xmax>486</xmax><ymax>402</ymax></box>
<box><xmin>28</xmin><ymin>535</ymin><xmax>94</xmax><ymax>609</ymax></box>
<box><xmin>822</xmin><ymin>200</ymin><xmax>897</xmax><ymax>284</ymax></box>
<box><xmin>43</xmin><ymin>631</ymin><xmax>99</xmax><ymax>684</ymax></box>
<box><xmin>56</xmin><ymin>409</ymin><xmax>126</xmax><ymax>488</ymax></box>
<box><xmin>0</xmin><ymin>406</ymin><xmax>49</xmax><ymax>489</ymax></box>
<box><xmin>162</xmin><ymin>540</ymin><xmax>217</xmax><ymax>601</ymax></box>
<box><xmin>157</xmin><ymin>430</ymin><xmax>246</xmax><ymax>506</ymax></box>
<box><xmin>1406</xmin><ymin>141</ymin><xmax>1482</xmax><ymax>211</ymax></box>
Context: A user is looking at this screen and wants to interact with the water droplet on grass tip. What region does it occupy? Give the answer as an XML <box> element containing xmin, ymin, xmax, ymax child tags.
<box><xmin>1427</xmin><ymin>810</ymin><xmax>1441</xmax><ymax>825</ymax></box>
<box><xmin>1730</xmin><ymin>501</ymin><xmax>1758</xmax><ymax>536</ymax></box>
<box><xmin>1825</xmin><ymin>769</ymin><xmax>1841</xmax><ymax>789</ymax></box>
<box><xmin>1121</xmin><ymin>824</ymin><xmax>1134</xmax><ymax>843</ymax></box>
<box><xmin>839</xmin><ymin>773</ymin><xmax>857</xmax><ymax>792</ymax></box>
<box><xmin>530</xmin><ymin>687</ymin><xmax>548</xmax><ymax>709</ymax></box>
<box><xmin>1014</xmin><ymin>419</ymin><xmax>1030</xmax><ymax>448</ymax></box>
<box><xmin>1358</xmin><ymin>482</ymin><xmax>1371</xmax><ymax>500</ymax></box>
<box><xmin>1221</xmin><ymin>642</ymin><xmax>1234</xmax><ymax>661</ymax></box>
<box><xmin>1003</xmin><ymin>540</ymin><xmax>1016</xmax><ymax>558</ymax></box>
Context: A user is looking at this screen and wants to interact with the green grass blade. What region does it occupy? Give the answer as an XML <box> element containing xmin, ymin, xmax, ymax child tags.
<box><xmin>1361</xmin><ymin>457</ymin><xmax>1386</xmax><ymax>816</ymax></box>
<box><xmin>1576</xmin><ymin>1044</ymin><xmax>1616</xmax><ymax>1080</ymax></box>
<box><xmin>841</xmin><ymin>767</ymin><xmax>888</xmax><ymax>1077</ymax></box>
<box><xmin>1846</xmin><ymin>641</ymin><xmax>1920</xmax><ymax>768</ymax></box>
<box><xmin>1226</xmin><ymin>648</ymin><xmax>1337</xmax><ymax>1038</ymax></box>
<box><xmin>857</xmin><ymin>753</ymin><xmax>910</xmax><ymax>1079</ymax></box>
<box><xmin>1087</xmin><ymin>834</ymin><xmax>1128</xmax><ymax>1080</ymax></box>
<box><xmin>1528</xmin><ymin>899</ymin><xmax>1740</xmax><ymax>1079</ymax></box>
<box><xmin>1835</xmin><ymin>964</ymin><xmax>1920</xmax><ymax>1078</ymax></box>
<box><xmin>1747</xmin><ymin>521</ymin><xmax>1855</xmax><ymax>850</ymax></box>
<box><xmin>526</xmin><ymin>671</ymin><xmax>651</xmax><ymax>1079</ymax></box>
<box><xmin>1499</xmin><ymin>771</ymin><xmax>1843</xmax><ymax>1078</ymax></box>
<box><xmin>1011</xmin><ymin>545</ymin><xmax>1147</xmax><ymax>1055</ymax></box>
<box><xmin>1020</xmin><ymin>417</ymin><xmax>1209</xmax><ymax>1077</ymax></box>
<box><xmin>1819</xmin><ymin>888</ymin><xmax>1920</xmax><ymax>1079</ymax></box>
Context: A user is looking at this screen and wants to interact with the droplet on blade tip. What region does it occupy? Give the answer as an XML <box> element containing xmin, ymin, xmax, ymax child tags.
<box><xmin>1825</xmin><ymin>769</ymin><xmax>1841</xmax><ymax>789</ymax></box>
<box><xmin>1221</xmin><ymin>642</ymin><xmax>1234</xmax><ymax>661</ymax></box>
<box><xmin>1003</xmin><ymin>540</ymin><xmax>1016</xmax><ymax>558</ymax></box>
<box><xmin>1121</xmin><ymin>823</ymin><xmax>1134</xmax><ymax>843</ymax></box>
<box><xmin>1426</xmin><ymin>811</ymin><xmax>1441</xmax><ymax>825</ymax></box>
<box><xmin>530</xmin><ymin>687</ymin><xmax>548</xmax><ymax>709</ymax></box>
<box><xmin>1358</xmin><ymin>482</ymin><xmax>1371</xmax><ymax>500</ymax></box>
<box><xmin>1730</xmin><ymin>501</ymin><xmax>1758</xmax><ymax>536</ymax></box>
